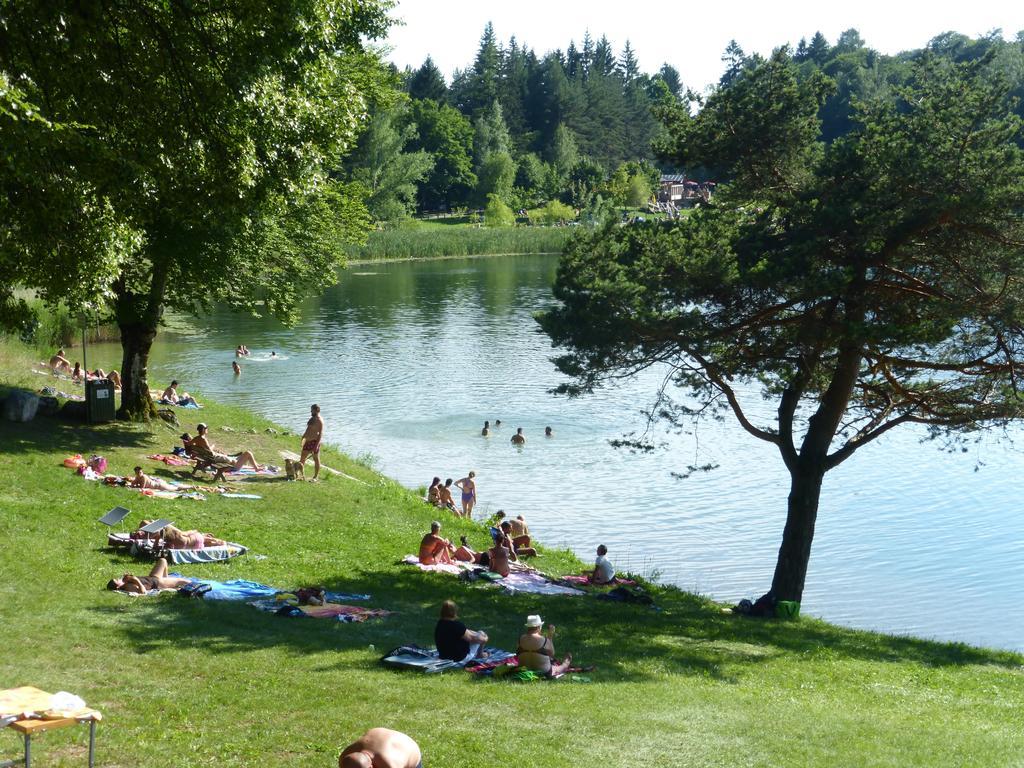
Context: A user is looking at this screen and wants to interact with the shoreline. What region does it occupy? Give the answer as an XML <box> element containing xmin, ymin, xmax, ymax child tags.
<box><xmin>346</xmin><ymin>249</ymin><xmax>564</xmax><ymax>266</ymax></box>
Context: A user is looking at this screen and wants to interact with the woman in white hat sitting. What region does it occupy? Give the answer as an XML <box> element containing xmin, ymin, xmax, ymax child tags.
<box><xmin>517</xmin><ymin>614</ymin><xmax>572</xmax><ymax>677</ymax></box>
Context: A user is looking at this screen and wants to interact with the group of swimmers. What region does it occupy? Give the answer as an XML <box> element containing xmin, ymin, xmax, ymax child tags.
<box><xmin>480</xmin><ymin>420</ymin><xmax>553</xmax><ymax>444</ymax></box>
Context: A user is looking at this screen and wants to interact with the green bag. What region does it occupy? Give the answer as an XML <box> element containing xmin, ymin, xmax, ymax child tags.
<box><xmin>775</xmin><ymin>600</ymin><xmax>800</xmax><ymax>619</ymax></box>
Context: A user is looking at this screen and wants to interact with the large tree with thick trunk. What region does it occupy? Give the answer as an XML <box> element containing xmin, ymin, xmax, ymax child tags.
<box><xmin>539</xmin><ymin>50</ymin><xmax>1024</xmax><ymax>606</ymax></box>
<box><xmin>0</xmin><ymin>0</ymin><xmax>392</xmax><ymax>419</ymax></box>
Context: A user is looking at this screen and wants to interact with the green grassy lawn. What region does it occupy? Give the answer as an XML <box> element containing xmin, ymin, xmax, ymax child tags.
<box><xmin>1</xmin><ymin>337</ymin><xmax>1023</xmax><ymax>767</ymax></box>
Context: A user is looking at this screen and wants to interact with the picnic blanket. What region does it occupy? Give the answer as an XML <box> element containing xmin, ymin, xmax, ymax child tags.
<box><xmin>381</xmin><ymin>645</ymin><xmax>516</xmax><ymax>674</ymax></box>
<box><xmin>498</xmin><ymin>570</ymin><xmax>584</xmax><ymax>596</ymax></box>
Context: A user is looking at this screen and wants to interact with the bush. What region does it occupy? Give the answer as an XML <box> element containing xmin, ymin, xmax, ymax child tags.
<box><xmin>483</xmin><ymin>195</ymin><xmax>516</xmax><ymax>227</ymax></box>
<box><xmin>537</xmin><ymin>200</ymin><xmax>576</xmax><ymax>226</ymax></box>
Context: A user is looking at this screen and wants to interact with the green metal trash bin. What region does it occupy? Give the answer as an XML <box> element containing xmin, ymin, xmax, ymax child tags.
<box><xmin>86</xmin><ymin>379</ymin><xmax>116</xmax><ymax>423</ymax></box>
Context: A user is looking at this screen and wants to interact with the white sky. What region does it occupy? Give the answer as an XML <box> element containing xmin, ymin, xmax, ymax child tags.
<box><xmin>384</xmin><ymin>1</ymin><xmax>1024</xmax><ymax>91</ymax></box>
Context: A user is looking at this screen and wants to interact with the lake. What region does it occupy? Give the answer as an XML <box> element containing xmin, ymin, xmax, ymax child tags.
<box><xmin>116</xmin><ymin>253</ymin><xmax>1023</xmax><ymax>653</ymax></box>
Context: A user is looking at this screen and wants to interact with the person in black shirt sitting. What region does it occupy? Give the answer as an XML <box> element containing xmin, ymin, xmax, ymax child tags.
<box><xmin>434</xmin><ymin>599</ymin><xmax>488</xmax><ymax>661</ymax></box>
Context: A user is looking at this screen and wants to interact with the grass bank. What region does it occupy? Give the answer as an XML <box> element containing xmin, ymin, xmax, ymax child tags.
<box><xmin>344</xmin><ymin>220</ymin><xmax>573</xmax><ymax>261</ymax></box>
<box><xmin>1</xmin><ymin>336</ymin><xmax>1022</xmax><ymax>767</ymax></box>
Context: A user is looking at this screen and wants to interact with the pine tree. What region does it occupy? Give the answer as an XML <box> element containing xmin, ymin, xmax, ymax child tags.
<box><xmin>408</xmin><ymin>56</ymin><xmax>448</xmax><ymax>102</ymax></box>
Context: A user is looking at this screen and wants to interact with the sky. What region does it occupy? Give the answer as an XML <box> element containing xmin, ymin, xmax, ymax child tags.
<box><xmin>383</xmin><ymin>1</ymin><xmax>1024</xmax><ymax>91</ymax></box>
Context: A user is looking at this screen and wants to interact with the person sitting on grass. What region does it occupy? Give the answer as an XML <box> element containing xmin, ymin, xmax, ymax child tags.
<box><xmin>48</xmin><ymin>349</ymin><xmax>72</xmax><ymax>375</ymax></box>
<box><xmin>188</xmin><ymin>423</ymin><xmax>264</xmax><ymax>471</ymax></box>
<box><xmin>129</xmin><ymin>466</ymin><xmax>183</xmax><ymax>493</ymax></box>
<box><xmin>434</xmin><ymin>599</ymin><xmax>489</xmax><ymax>662</ymax></box>
<box><xmin>501</xmin><ymin>524</ymin><xmax>540</xmax><ymax>561</ymax></box>
<box><xmin>106</xmin><ymin>557</ymin><xmax>191</xmax><ymax>594</ymax></box>
<box><xmin>426</xmin><ymin>477</ymin><xmax>442</xmax><ymax>506</ymax></box>
<box><xmin>339</xmin><ymin>728</ymin><xmax>422</xmax><ymax>768</ymax></box>
<box><xmin>502</xmin><ymin>518</ymin><xmax>537</xmax><ymax>557</ymax></box>
<box><xmin>418</xmin><ymin>521</ymin><xmax>456</xmax><ymax>566</ymax></box>
<box><xmin>438</xmin><ymin>478</ymin><xmax>458</xmax><ymax>513</ymax></box>
<box><xmin>485</xmin><ymin>531</ymin><xmax>515</xmax><ymax>577</ymax></box>
<box><xmin>592</xmin><ymin>544</ymin><xmax>615</xmax><ymax>584</ymax></box>
<box><xmin>517</xmin><ymin>614</ymin><xmax>572</xmax><ymax>677</ymax></box>
<box><xmin>160</xmin><ymin>380</ymin><xmax>199</xmax><ymax>406</ymax></box>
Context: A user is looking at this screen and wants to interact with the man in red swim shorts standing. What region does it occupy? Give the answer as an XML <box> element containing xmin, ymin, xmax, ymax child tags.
<box><xmin>299</xmin><ymin>403</ymin><xmax>324</xmax><ymax>481</ymax></box>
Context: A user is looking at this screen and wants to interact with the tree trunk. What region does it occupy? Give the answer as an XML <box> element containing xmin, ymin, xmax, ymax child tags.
<box><xmin>769</xmin><ymin>463</ymin><xmax>826</xmax><ymax>603</ymax></box>
<box><xmin>117</xmin><ymin>321</ymin><xmax>158</xmax><ymax>421</ymax></box>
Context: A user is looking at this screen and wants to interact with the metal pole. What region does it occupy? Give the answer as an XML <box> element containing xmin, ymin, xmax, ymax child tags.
<box><xmin>88</xmin><ymin>720</ymin><xmax>95</xmax><ymax>768</ymax></box>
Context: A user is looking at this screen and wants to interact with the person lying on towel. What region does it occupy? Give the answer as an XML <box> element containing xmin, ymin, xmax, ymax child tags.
<box><xmin>129</xmin><ymin>466</ymin><xmax>184</xmax><ymax>493</ymax></box>
<box><xmin>106</xmin><ymin>557</ymin><xmax>191</xmax><ymax>594</ymax></box>
<box><xmin>135</xmin><ymin>520</ymin><xmax>226</xmax><ymax>550</ymax></box>
<box><xmin>418</xmin><ymin>521</ymin><xmax>456</xmax><ymax>565</ymax></box>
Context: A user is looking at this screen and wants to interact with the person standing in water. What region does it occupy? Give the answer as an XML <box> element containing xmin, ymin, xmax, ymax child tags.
<box><xmin>299</xmin><ymin>403</ymin><xmax>324</xmax><ymax>481</ymax></box>
<box><xmin>511</xmin><ymin>427</ymin><xmax>526</xmax><ymax>445</ymax></box>
<box><xmin>455</xmin><ymin>471</ymin><xmax>476</xmax><ymax>518</ymax></box>
<box><xmin>232</xmin><ymin>361</ymin><xmax>241</xmax><ymax>376</ymax></box>
<box><xmin>481</xmin><ymin>420</ymin><xmax>490</xmax><ymax>436</ymax></box>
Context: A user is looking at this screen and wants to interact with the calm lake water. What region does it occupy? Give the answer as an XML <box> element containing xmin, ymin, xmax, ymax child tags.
<box><xmin>101</xmin><ymin>254</ymin><xmax>1024</xmax><ymax>652</ymax></box>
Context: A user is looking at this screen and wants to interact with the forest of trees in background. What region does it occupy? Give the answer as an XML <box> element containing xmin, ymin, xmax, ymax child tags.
<box><xmin>342</xmin><ymin>24</ymin><xmax>1024</xmax><ymax>225</ymax></box>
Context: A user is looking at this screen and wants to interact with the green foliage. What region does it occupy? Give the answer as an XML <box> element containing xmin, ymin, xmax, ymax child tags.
<box><xmin>476</xmin><ymin>152</ymin><xmax>517</xmax><ymax>205</ymax></box>
<box><xmin>406</xmin><ymin>99</ymin><xmax>477</xmax><ymax>210</ymax></box>
<box><xmin>483</xmin><ymin>195</ymin><xmax>516</xmax><ymax>227</ymax></box>
<box><xmin>346</xmin><ymin>102</ymin><xmax>434</xmax><ymax>224</ymax></box>
<box><xmin>407</xmin><ymin>55</ymin><xmax>448</xmax><ymax>102</ymax></box>
<box><xmin>0</xmin><ymin>0</ymin><xmax>395</xmax><ymax>417</ymax></box>
<box><xmin>537</xmin><ymin>200</ymin><xmax>576</xmax><ymax>225</ymax></box>
<box><xmin>543</xmin><ymin>48</ymin><xmax>1024</xmax><ymax>602</ymax></box>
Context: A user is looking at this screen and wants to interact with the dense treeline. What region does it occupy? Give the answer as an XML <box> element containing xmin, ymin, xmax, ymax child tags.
<box><xmin>344</xmin><ymin>24</ymin><xmax>1024</xmax><ymax>225</ymax></box>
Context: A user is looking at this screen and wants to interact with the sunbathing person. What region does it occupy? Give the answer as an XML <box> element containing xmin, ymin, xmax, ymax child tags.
<box><xmin>106</xmin><ymin>557</ymin><xmax>191</xmax><ymax>594</ymax></box>
<box><xmin>48</xmin><ymin>349</ymin><xmax>72</xmax><ymax>375</ymax></box>
<box><xmin>453</xmin><ymin>535</ymin><xmax>481</xmax><ymax>563</ymax></box>
<box><xmin>160</xmin><ymin>380</ymin><xmax>198</xmax><ymax>406</ymax></box>
<box><xmin>517</xmin><ymin>614</ymin><xmax>572</xmax><ymax>677</ymax></box>
<box><xmin>339</xmin><ymin>728</ymin><xmax>422</xmax><ymax>768</ymax></box>
<box><xmin>161</xmin><ymin>524</ymin><xmax>225</xmax><ymax>550</ymax></box>
<box><xmin>504</xmin><ymin>516</ymin><xmax>536</xmax><ymax>555</ymax></box>
<box><xmin>485</xmin><ymin>535</ymin><xmax>513</xmax><ymax>577</ymax></box>
<box><xmin>434</xmin><ymin>599</ymin><xmax>488</xmax><ymax>661</ymax></box>
<box><xmin>106</xmin><ymin>369</ymin><xmax>122</xmax><ymax>389</ymax></box>
<box><xmin>71</xmin><ymin>362</ymin><xmax>83</xmax><ymax>382</ymax></box>
<box><xmin>419</xmin><ymin>521</ymin><xmax>456</xmax><ymax>565</ymax></box>
<box><xmin>189</xmin><ymin>423</ymin><xmax>263</xmax><ymax>471</ymax></box>
<box><xmin>129</xmin><ymin>466</ymin><xmax>181</xmax><ymax>492</ymax></box>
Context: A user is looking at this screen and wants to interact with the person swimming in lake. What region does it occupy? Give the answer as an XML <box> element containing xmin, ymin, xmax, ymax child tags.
<box><xmin>232</xmin><ymin>361</ymin><xmax>241</xmax><ymax>376</ymax></box>
<box><xmin>481</xmin><ymin>420</ymin><xmax>490</xmax><ymax>436</ymax></box>
<box><xmin>511</xmin><ymin>427</ymin><xmax>525</xmax><ymax>445</ymax></box>
<box><xmin>455</xmin><ymin>471</ymin><xmax>476</xmax><ymax>518</ymax></box>
<box><xmin>545</xmin><ymin>426</ymin><xmax>553</xmax><ymax>437</ymax></box>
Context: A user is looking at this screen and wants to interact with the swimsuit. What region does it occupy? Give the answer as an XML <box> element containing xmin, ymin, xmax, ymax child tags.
<box><xmin>302</xmin><ymin>439</ymin><xmax>320</xmax><ymax>454</ymax></box>
<box><xmin>461</xmin><ymin>485</ymin><xmax>475</xmax><ymax>504</ymax></box>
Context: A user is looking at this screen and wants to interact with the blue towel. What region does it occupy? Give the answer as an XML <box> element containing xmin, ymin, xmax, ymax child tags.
<box><xmin>183</xmin><ymin>578</ymin><xmax>278</xmax><ymax>601</ymax></box>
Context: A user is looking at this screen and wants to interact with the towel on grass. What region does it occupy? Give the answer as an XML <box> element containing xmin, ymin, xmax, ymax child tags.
<box><xmin>498</xmin><ymin>571</ymin><xmax>585</xmax><ymax>596</ymax></box>
<box><xmin>559</xmin><ymin>574</ymin><xmax>636</xmax><ymax>587</ymax></box>
<box><xmin>148</xmin><ymin>454</ymin><xmax>191</xmax><ymax>467</ymax></box>
<box><xmin>176</xmin><ymin>577</ymin><xmax>278</xmax><ymax>601</ymax></box>
<box><xmin>226</xmin><ymin>466</ymin><xmax>280</xmax><ymax>476</ymax></box>
<box><xmin>400</xmin><ymin>555</ymin><xmax>468</xmax><ymax>575</ymax></box>
<box><xmin>168</xmin><ymin>543</ymin><xmax>247</xmax><ymax>565</ymax></box>
<box><xmin>381</xmin><ymin>645</ymin><xmax>515</xmax><ymax>674</ymax></box>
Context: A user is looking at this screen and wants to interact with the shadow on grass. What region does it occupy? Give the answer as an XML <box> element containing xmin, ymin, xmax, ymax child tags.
<box><xmin>0</xmin><ymin>413</ymin><xmax>154</xmax><ymax>455</ymax></box>
<box><xmin>100</xmin><ymin>563</ymin><xmax>1024</xmax><ymax>684</ymax></box>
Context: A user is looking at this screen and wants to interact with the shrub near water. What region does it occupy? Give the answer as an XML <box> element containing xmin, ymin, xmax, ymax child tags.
<box><xmin>343</xmin><ymin>222</ymin><xmax>571</xmax><ymax>260</ymax></box>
